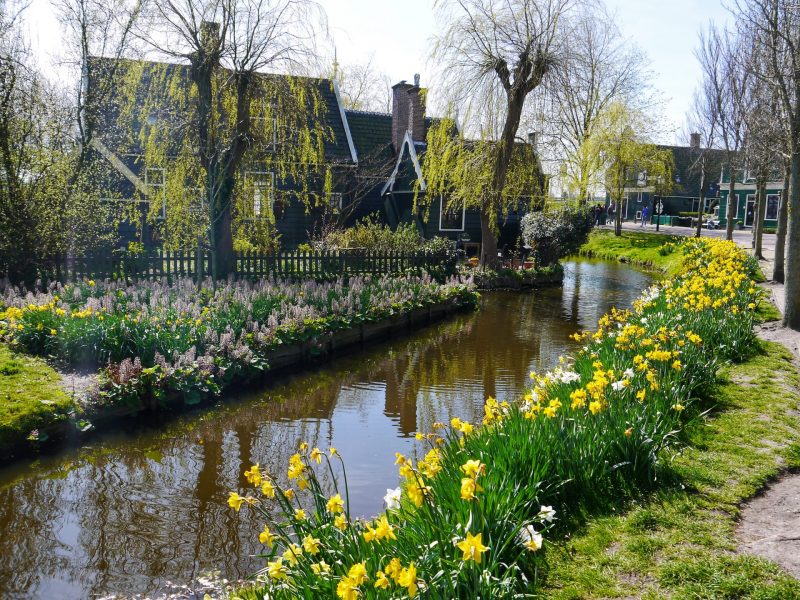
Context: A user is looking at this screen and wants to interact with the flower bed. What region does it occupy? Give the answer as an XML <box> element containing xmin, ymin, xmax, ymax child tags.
<box><xmin>226</xmin><ymin>238</ymin><xmax>764</xmax><ymax>599</ymax></box>
<box><xmin>0</xmin><ymin>275</ymin><xmax>478</xmax><ymax>412</ymax></box>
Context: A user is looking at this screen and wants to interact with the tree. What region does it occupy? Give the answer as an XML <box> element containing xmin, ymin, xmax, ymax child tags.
<box><xmin>420</xmin><ymin>115</ymin><xmax>547</xmax><ymax>246</ymax></box>
<box><xmin>429</xmin><ymin>0</ymin><xmax>578</xmax><ymax>267</ymax></box>
<box><xmin>541</xmin><ymin>4</ymin><xmax>652</xmax><ymax>204</ymax></box>
<box><xmin>686</xmin><ymin>93</ymin><xmax>725</xmax><ymax>239</ymax></box>
<box><xmin>695</xmin><ymin>23</ymin><xmax>750</xmax><ymax>242</ymax></box>
<box><xmin>333</xmin><ymin>55</ymin><xmax>391</xmax><ymax>113</ymax></box>
<box><xmin>116</xmin><ymin>0</ymin><xmax>330</xmax><ymax>278</ymax></box>
<box><xmin>0</xmin><ymin>5</ymin><xmax>117</xmax><ymax>283</ymax></box>
<box><xmin>735</xmin><ymin>0</ymin><xmax>800</xmax><ymax>329</ymax></box>
<box><xmin>592</xmin><ymin>102</ymin><xmax>673</xmax><ymax>236</ymax></box>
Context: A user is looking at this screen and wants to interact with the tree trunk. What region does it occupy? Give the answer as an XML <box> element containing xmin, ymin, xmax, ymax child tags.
<box><xmin>695</xmin><ymin>193</ymin><xmax>705</xmax><ymax>238</ymax></box>
<box><xmin>695</xmin><ymin>160</ymin><xmax>706</xmax><ymax>238</ymax></box>
<box><xmin>615</xmin><ymin>199</ymin><xmax>622</xmax><ymax>236</ymax></box>
<box><xmin>484</xmin><ymin>86</ymin><xmax>527</xmax><ymax>268</ymax></box>
<box><xmin>783</xmin><ymin>148</ymin><xmax>800</xmax><ymax>330</ymax></box>
<box><xmin>753</xmin><ymin>176</ymin><xmax>767</xmax><ymax>259</ymax></box>
<box><xmin>479</xmin><ymin>210</ymin><xmax>498</xmax><ymax>269</ymax></box>
<box><xmin>773</xmin><ymin>159</ymin><xmax>789</xmax><ymax>283</ymax></box>
<box><xmin>725</xmin><ymin>162</ymin><xmax>736</xmax><ymax>241</ymax></box>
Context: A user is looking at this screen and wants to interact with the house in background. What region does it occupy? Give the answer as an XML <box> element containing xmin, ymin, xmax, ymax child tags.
<box><xmin>87</xmin><ymin>56</ymin><xmax>539</xmax><ymax>252</ymax></box>
<box><xmin>612</xmin><ymin>134</ymin><xmax>726</xmax><ymax>223</ymax></box>
<box><xmin>716</xmin><ymin>167</ymin><xmax>783</xmax><ymax>229</ymax></box>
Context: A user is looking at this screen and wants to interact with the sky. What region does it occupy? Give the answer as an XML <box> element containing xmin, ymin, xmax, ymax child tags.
<box><xmin>21</xmin><ymin>0</ymin><xmax>732</xmax><ymax>143</ymax></box>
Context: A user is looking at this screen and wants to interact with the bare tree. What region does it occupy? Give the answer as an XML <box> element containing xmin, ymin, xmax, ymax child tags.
<box><xmin>696</xmin><ymin>23</ymin><xmax>750</xmax><ymax>242</ymax></box>
<box><xmin>333</xmin><ymin>54</ymin><xmax>391</xmax><ymax>113</ymax></box>
<box><xmin>539</xmin><ymin>4</ymin><xmax>652</xmax><ymax>204</ymax></box>
<box><xmin>736</xmin><ymin>0</ymin><xmax>800</xmax><ymax>329</ymax></box>
<box><xmin>430</xmin><ymin>0</ymin><xmax>579</xmax><ymax>267</ymax></box>
<box><xmin>684</xmin><ymin>100</ymin><xmax>721</xmax><ymax>239</ymax></box>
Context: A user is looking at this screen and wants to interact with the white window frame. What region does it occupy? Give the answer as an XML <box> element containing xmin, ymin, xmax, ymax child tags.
<box><xmin>186</xmin><ymin>187</ymin><xmax>205</xmax><ymax>215</ymax></box>
<box><xmin>744</xmin><ymin>193</ymin><xmax>756</xmax><ymax>226</ymax></box>
<box><xmin>766</xmin><ymin>192</ymin><xmax>781</xmax><ymax>221</ymax></box>
<box><xmin>245</xmin><ymin>171</ymin><xmax>275</xmax><ymax>220</ymax></box>
<box><xmin>144</xmin><ymin>167</ymin><xmax>167</xmax><ymax>219</ymax></box>
<box><xmin>439</xmin><ymin>196</ymin><xmax>465</xmax><ymax>232</ymax></box>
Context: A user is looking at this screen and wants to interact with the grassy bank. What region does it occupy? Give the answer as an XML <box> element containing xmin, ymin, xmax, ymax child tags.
<box><xmin>579</xmin><ymin>229</ymin><xmax>686</xmax><ymax>275</ymax></box>
<box><xmin>227</xmin><ymin>238</ymin><xmax>766</xmax><ymax>599</ymax></box>
<box><xmin>543</xmin><ymin>340</ymin><xmax>800</xmax><ymax>599</ymax></box>
<box><xmin>0</xmin><ymin>344</ymin><xmax>74</xmax><ymax>458</ymax></box>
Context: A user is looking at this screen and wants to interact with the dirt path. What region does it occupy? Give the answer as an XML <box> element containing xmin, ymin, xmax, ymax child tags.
<box><xmin>736</xmin><ymin>271</ymin><xmax>800</xmax><ymax>579</ymax></box>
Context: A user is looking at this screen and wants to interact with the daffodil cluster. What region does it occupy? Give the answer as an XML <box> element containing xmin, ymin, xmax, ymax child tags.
<box><xmin>228</xmin><ymin>238</ymin><xmax>763</xmax><ymax>599</ymax></box>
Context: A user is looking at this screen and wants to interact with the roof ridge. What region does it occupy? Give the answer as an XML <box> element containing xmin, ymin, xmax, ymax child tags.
<box><xmin>344</xmin><ymin>109</ymin><xmax>392</xmax><ymax>117</ymax></box>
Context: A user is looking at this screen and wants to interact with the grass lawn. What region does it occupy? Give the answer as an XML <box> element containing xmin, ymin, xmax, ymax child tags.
<box><xmin>0</xmin><ymin>343</ymin><xmax>74</xmax><ymax>458</ymax></box>
<box><xmin>579</xmin><ymin>229</ymin><xmax>688</xmax><ymax>275</ymax></box>
<box><xmin>542</xmin><ymin>340</ymin><xmax>800</xmax><ymax>599</ymax></box>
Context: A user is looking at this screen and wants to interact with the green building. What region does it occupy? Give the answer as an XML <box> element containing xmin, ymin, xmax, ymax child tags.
<box><xmin>716</xmin><ymin>167</ymin><xmax>783</xmax><ymax>229</ymax></box>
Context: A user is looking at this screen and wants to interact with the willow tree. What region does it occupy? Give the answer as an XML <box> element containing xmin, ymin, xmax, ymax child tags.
<box><xmin>593</xmin><ymin>102</ymin><xmax>673</xmax><ymax>236</ymax></box>
<box><xmin>430</xmin><ymin>0</ymin><xmax>577</xmax><ymax>267</ymax></box>
<box><xmin>109</xmin><ymin>0</ymin><xmax>330</xmax><ymax>277</ymax></box>
<box><xmin>545</xmin><ymin>4</ymin><xmax>652</xmax><ymax>204</ymax></box>
<box><xmin>420</xmin><ymin>116</ymin><xmax>546</xmax><ymax>247</ymax></box>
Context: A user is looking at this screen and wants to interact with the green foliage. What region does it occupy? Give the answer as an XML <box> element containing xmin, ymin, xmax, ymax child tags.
<box><xmin>108</xmin><ymin>60</ymin><xmax>333</xmax><ymax>252</ymax></box>
<box><xmin>589</xmin><ymin>102</ymin><xmax>674</xmax><ymax>208</ymax></box>
<box><xmin>0</xmin><ymin>24</ymin><xmax>118</xmax><ymax>283</ymax></box>
<box><xmin>419</xmin><ymin>116</ymin><xmax>545</xmax><ymax>230</ymax></box>
<box><xmin>314</xmin><ymin>218</ymin><xmax>425</xmax><ymax>252</ymax></box>
<box><xmin>521</xmin><ymin>206</ymin><xmax>594</xmax><ymax>266</ymax></box>
<box><xmin>0</xmin><ymin>344</ymin><xmax>74</xmax><ymax>459</ymax></box>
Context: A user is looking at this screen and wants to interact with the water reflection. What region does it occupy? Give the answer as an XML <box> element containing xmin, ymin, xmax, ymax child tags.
<box><xmin>0</xmin><ymin>259</ymin><xmax>651</xmax><ymax>599</ymax></box>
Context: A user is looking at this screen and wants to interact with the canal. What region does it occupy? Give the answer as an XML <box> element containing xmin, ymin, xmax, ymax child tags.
<box><xmin>0</xmin><ymin>259</ymin><xmax>652</xmax><ymax>599</ymax></box>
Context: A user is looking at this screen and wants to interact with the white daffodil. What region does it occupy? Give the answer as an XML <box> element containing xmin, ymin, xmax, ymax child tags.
<box><xmin>539</xmin><ymin>505</ymin><xmax>556</xmax><ymax>522</ymax></box>
<box><xmin>384</xmin><ymin>487</ymin><xmax>402</xmax><ymax>511</ymax></box>
<box><xmin>518</xmin><ymin>524</ymin><xmax>543</xmax><ymax>552</ymax></box>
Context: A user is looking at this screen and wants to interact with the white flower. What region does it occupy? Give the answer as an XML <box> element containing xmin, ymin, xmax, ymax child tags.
<box><xmin>539</xmin><ymin>505</ymin><xmax>556</xmax><ymax>522</ymax></box>
<box><xmin>518</xmin><ymin>524</ymin><xmax>543</xmax><ymax>552</ymax></box>
<box><xmin>557</xmin><ymin>370</ymin><xmax>581</xmax><ymax>384</ymax></box>
<box><xmin>623</xmin><ymin>368</ymin><xmax>635</xmax><ymax>379</ymax></box>
<box><xmin>611</xmin><ymin>379</ymin><xmax>628</xmax><ymax>392</ymax></box>
<box><xmin>384</xmin><ymin>487</ymin><xmax>402</xmax><ymax>511</ymax></box>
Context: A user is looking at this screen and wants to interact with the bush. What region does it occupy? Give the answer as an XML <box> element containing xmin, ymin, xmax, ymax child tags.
<box><xmin>521</xmin><ymin>206</ymin><xmax>593</xmax><ymax>267</ymax></box>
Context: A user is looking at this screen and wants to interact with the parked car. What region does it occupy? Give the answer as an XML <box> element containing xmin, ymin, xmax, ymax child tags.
<box><xmin>706</xmin><ymin>218</ymin><xmax>720</xmax><ymax>230</ymax></box>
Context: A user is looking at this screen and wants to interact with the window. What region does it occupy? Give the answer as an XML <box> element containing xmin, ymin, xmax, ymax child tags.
<box><xmin>439</xmin><ymin>197</ymin><xmax>465</xmax><ymax>231</ymax></box>
<box><xmin>245</xmin><ymin>171</ymin><xmax>274</xmax><ymax>219</ymax></box>
<box><xmin>329</xmin><ymin>193</ymin><xmax>343</xmax><ymax>212</ymax></box>
<box><xmin>253</xmin><ymin>101</ymin><xmax>278</xmax><ymax>149</ymax></box>
<box><xmin>766</xmin><ymin>193</ymin><xmax>781</xmax><ymax>221</ymax></box>
<box><xmin>145</xmin><ymin>167</ymin><xmax>167</xmax><ymax>218</ymax></box>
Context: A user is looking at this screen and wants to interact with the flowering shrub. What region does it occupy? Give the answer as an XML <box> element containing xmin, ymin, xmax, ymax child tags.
<box><xmin>227</xmin><ymin>238</ymin><xmax>764</xmax><ymax>598</ymax></box>
<box><xmin>0</xmin><ymin>275</ymin><xmax>477</xmax><ymax>407</ymax></box>
<box><xmin>521</xmin><ymin>205</ymin><xmax>593</xmax><ymax>266</ymax></box>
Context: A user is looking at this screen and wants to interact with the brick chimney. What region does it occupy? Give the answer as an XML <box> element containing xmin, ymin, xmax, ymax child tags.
<box><xmin>392</xmin><ymin>75</ymin><xmax>427</xmax><ymax>153</ymax></box>
<box><xmin>408</xmin><ymin>74</ymin><xmax>426</xmax><ymax>143</ymax></box>
<box><xmin>690</xmin><ymin>132</ymin><xmax>701</xmax><ymax>149</ymax></box>
<box><xmin>392</xmin><ymin>80</ymin><xmax>413</xmax><ymax>152</ymax></box>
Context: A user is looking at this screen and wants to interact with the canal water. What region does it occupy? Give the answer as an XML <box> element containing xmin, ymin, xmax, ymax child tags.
<box><xmin>0</xmin><ymin>259</ymin><xmax>652</xmax><ymax>599</ymax></box>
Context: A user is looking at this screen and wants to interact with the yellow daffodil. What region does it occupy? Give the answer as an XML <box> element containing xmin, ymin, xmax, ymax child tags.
<box><xmin>456</xmin><ymin>531</ymin><xmax>489</xmax><ymax>563</ymax></box>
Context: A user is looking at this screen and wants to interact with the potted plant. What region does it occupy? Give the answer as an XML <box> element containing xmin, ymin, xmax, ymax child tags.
<box><xmin>736</xmin><ymin>220</ymin><xmax>744</xmax><ymax>230</ymax></box>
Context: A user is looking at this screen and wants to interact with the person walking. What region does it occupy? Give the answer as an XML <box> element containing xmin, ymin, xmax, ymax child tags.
<box><xmin>641</xmin><ymin>205</ymin><xmax>649</xmax><ymax>227</ymax></box>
